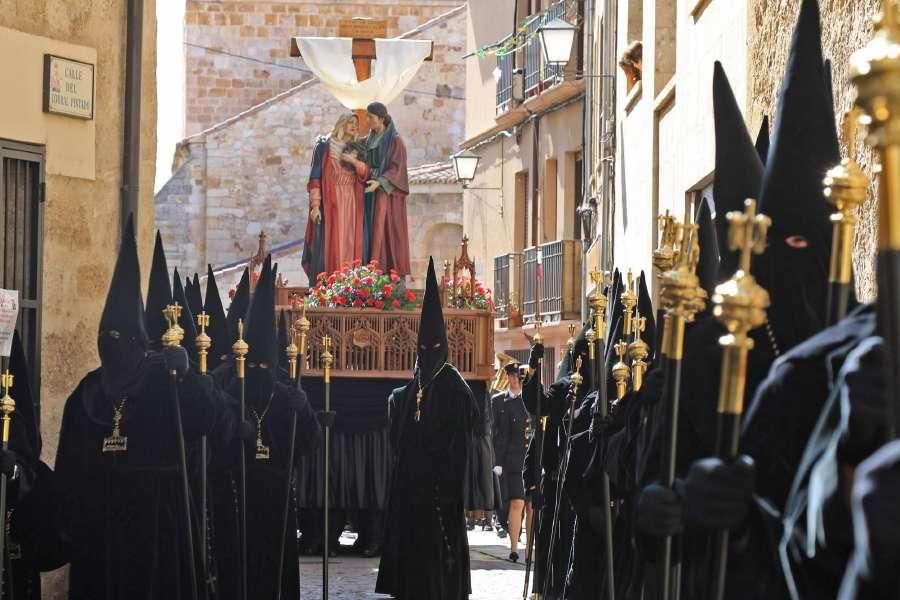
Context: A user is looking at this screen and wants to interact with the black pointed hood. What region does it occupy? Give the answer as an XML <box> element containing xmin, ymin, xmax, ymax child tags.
<box><xmin>712</xmin><ymin>61</ymin><xmax>765</xmax><ymax>280</ymax></box>
<box><xmin>605</xmin><ymin>307</ymin><xmax>625</xmax><ymax>400</ymax></box>
<box><xmin>145</xmin><ymin>231</ymin><xmax>172</xmax><ymax>349</ymax></box>
<box><xmin>696</xmin><ymin>198</ymin><xmax>721</xmax><ymax>297</ymax></box>
<box><xmin>227</xmin><ymin>267</ymin><xmax>251</xmax><ymax>345</ymax></box>
<box><xmin>188</xmin><ymin>273</ymin><xmax>203</xmax><ymax>316</ymax></box>
<box><xmin>755</xmin><ymin>0</ymin><xmax>838</xmax><ymax>351</ymax></box>
<box><xmin>203</xmin><ymin>264</ymin><xmax>230</xmax><ymax>369</ymax></box>
<box><xmin>245</xmin><ymin>255</ymin><xmax>278</xmax><ymax>368</ymax></box>
<box><xmin>604</xmin><ymin>269</ymin><xmax>623</xmax><ymax>360</ymax></box>
<box><xmin>278</xmin><ymin>309</ymin><xmax>289</xmax><ymax>360</ymax></box>
<box><xmin>569</xmin><ymin>323</ymin><xmax>593</xmax><ymax>394</ymax></box>
<box><xmin>755</xmin><ymin>116</ymin><xmax>770</xmax><ymax>165</ymax></box>
<box><xmin>173</xmin><ymin>268</ymin><xmax>198</xmax><ymax>360</ymax></box>
<box><xmin>417</xmin><ymin>257</ymin><xmax>449</xmax><ymax>385</ymax></box>
<box><xmin>99</xmin><ymin>216</ymin><xmax>147</xmax><ymax>349</ymax></box>
<box><xmin>9</xmin><ymin>330</ymin><xmax>40</xmax><ymax>455</ymax></box>
<box><xmin>637</xmin><ymin>271</ymin><xmax>657</xmax><ymax>361</ymax></box>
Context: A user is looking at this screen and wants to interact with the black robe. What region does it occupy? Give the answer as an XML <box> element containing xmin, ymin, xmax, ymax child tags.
<box><xmin>210</xmin><ymin>378</ymin><xmax>321</xmax><ymax>600</ymax></box>
<box><xmin>54</xmin><ymin>365</ymin><xmax>217</xmax><ymax>600</ymax></box>
<box><xmin>376</xmin><ymin>364</ymin><xmax>477</xmax><ymax>600</ymax></box>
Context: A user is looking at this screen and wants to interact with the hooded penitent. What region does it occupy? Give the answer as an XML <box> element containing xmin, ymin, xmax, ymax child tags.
<box><xmin>172</xmin><ymin>268</ymin><xmax>198</xmax><ymax>362</ymax></box>
<box><xmin>145</xmin><ymin>231</ymin><xmax>172</xmax><ymax>350</ymax></box>
<box><xmin>243</xmin><ymin>255</ymin><xmax>278</xmax><ymax>404</ymax></box>
<box><xmin>226</xmin><ymin>267</ymin><xmax>251</xmax><ymax>345</ymax></box>
<box><xmin>755</xmin><ymin>115</ymin><xmax>770</xmax><ymax>165</ymax></box>
<box><xmin>9</xmin><ymin>329</ymin><xmax>40</xmax><ymax>461</ymax></box>
<box><xmin>712</xmin><ymin>61</ymin><xmax>765</xmax><ymax>281</ymax></box>
<box><xmin>99</xmin><ymin>216</ymin><xmax>149</xmax><ymax>397</ymax></box>
<box><xmin>416</xmin><ymin>257</ymin><xmax>448</xmax><ymax>386</ymax></box>
<box><xmin>203</xmin><ymin>264</ymin><xmax>230</xmax><ymax>370</ymax></box>
<box><xmin>696</xmin><ymin>197</ymin><xmax>721</xmax><ymax>301</ymax></box>
<box><xmin>188</xmin><ymin>273</ymin><xmax>204</xmax><ymax>317</ymax></box>
<box><xmin>754</xmin><ymin>0</ymin><xmax>839</xmax><ymax>352</ymax></box>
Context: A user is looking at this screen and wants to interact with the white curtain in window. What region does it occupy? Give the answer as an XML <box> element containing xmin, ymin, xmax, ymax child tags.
<box><xmin>294</xmin><ymin>37</ymin><xmax>432</xmax><ymax>109</ymax></box>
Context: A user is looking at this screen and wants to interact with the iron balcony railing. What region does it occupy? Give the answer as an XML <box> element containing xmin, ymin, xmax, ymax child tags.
<box><xmin>495</xmin><ymin>35</ymin><xmax>514</xmax><ymax>114</ymax></box>
<box><xmin>493</xmin><ymin>252</ymin><xmax>524</xmax><ymax>319</ymax></box>
<box><xmin>522</xmin><ymin>239</ymin><xmax>583</xmax><ymax>323</ymax></box>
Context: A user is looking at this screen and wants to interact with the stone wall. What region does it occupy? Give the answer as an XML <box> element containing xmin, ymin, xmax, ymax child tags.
<box><xmin>158</xmin><ymin>5</ymin><xmax>466</xmax><ymax>285</ymax></box>
<box><xmin>185</xmin><ymin>0</ymin><xmax>462</xmax><ymax>135</ymax></box>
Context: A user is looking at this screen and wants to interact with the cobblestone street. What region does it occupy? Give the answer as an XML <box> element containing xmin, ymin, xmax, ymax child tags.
<box><xmin>299</xmin><ymin>529</ymin><xmax>528</xmax><ymax>599</ymax></box>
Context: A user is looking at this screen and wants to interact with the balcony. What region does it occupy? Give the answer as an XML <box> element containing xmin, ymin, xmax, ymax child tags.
<box><xmin>518</xmin><ymin>239</ymin><xmax>583</xmax><ymax>324</ymax></box>
<box><xmin>493</xmin><ymin>252</ymin><xmax>524</xmax><ymax>320</ymax></box>
<box><xmin>495</xmin><ymin>36</ymin><xmax>515</xmax><ymax>115</ymax></box>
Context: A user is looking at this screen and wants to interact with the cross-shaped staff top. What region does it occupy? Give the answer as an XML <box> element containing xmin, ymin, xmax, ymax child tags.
<box><xmin>727</xmin><ymin>199</ymin><xmax>770</xmax><ymax>274</ymax></box>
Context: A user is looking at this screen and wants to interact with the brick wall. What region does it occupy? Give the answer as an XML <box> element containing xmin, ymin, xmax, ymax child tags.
<box><xmin>185</xmin><ymin>0</ymin><xmax>461</xmax><ymax>135</ymax></box>
<box><xmin>158</xmin><ymin>5</ymin><xmax>466</xmax><ymax>285</ymax></box>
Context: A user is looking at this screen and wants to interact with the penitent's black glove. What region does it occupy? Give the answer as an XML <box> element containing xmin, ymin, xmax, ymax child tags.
<box><xmin>286</xmin><ymin>388</ymin><xmax>310</xmax><ymax>412</ymax></box>
<box><xmin>529</xmin><ymin>344</ymin><xmax>545</xmax><ymax>369</ymax></box>
<box><xmin>636</xmin><ymin>482</ymin><xmax>684</xmax><ymax>536</ymax></box>
<box><xmin>678</xmin><ymin>455</ymin><xmax>755</xmax><ymax>530</ymax></box>
<box><xmin>0</xmin><ymin>449</ymin><xmax>17</xmax><ymax>480</ymax></box>
<box><xmin>162</xmin><ymin>346</ymin><xmax>190</xmax><ymax>377</ymax></box>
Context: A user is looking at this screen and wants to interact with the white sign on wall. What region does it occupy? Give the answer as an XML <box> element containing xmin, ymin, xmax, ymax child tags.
<box><xmin>0</xmin><ymin>290</ymin><xmax>19</xmax><ymax>357</ymax></box>
<box><xmin>43</xmin><ymin>54</ymin><xmax>95</xmax><ymax>120</ymax></box>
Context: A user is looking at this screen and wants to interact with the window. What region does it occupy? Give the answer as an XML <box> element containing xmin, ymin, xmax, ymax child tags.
<box><xmin>0</xmin><ymin>140</ymin><xmax>44</xmax><ymax>406</ymax></box>
<box><xmin>574</xmin><ymin>156</ymin><xmax>583</xmax><ymax>241</ymax></box>
<box><xmin>515</xmin><ymin>170</ymin><xmax>529</xmax><ymax>254</ymax></box>
<box><xmin>655</xmin><ymin>0</ymin><xmax>677</xmax><ymax>96</ymax></box>
<box><xmin>543</xmin><ymin>158</ymin><xmax>558</xmax><ymax>242</ymax></box>
<box><xmin>620</xmin><ymin>0</ymin><xmax>644</xmax><ymax>93</ymax></box>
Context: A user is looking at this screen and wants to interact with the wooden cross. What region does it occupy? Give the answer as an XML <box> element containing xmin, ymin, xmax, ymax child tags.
<box><xmin>291</xmin><ymin>19</ymin><xmax>435</xmax><ymax>126</ymax></box>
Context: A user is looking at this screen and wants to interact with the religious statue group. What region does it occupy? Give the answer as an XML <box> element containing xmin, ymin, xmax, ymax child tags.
<box><xmin>302</xmin><ymin>101</ymin><xmax>412</xmax><ymax>279</ymax></box>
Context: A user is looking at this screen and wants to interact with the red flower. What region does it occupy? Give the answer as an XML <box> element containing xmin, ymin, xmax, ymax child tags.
<box><xmin>352</xmin><ymin>277</ymin><xmax>361</xmax><ymax>286</ymax></box>
<box><xmin>363</xmin><ymin>277</ymin><xmax>374</xmax><ymax>286</ymax></box>
<box><xmin>405</xmin><ymin>290</ymin><xmax>416</xmax><ymax>302</ymax></box>
<box><xmin>374</xmin><ymin>300</ymin><xmax>385</xmax><ymax>310</ymax></box>
<box><xmin>316</xmin><ymin>271</ymin><xmax>327</xmax><ymax>281</ymax></box>
<box><xmin>383</xmin><ymin>284</ymin><xmax>393</xmax><ymax>297</ymax></box>
<box><xmin>366</xmin><ymin>298</ymin><xmax>375</xmax><ymax>307</ymax></box>
<box><xmin>370</xmin><ymin>259</ymin><xmax>379</xmax><ymax>266</ymax></box>
<box><xmin>352</xmin><ymin>299</ymin><xmax>363</xmax><ymax>307</ymax></box>
<box><xmin>327</xmin><ymin>274</ymin><xmax>336</xmax><ymax>285</ymax></box>
<box><xmin>390</xmin><ymin>273</ymin><xmax>401</xmax><ymax>283</ymax></box>
<box><xmin>359</xmin><ymin>288</ymin><xmax>370</xmax><ymax>299</ymax></box>
<box><xmin>375</xmin><ymin>269</ymin><xmax>384</xmax><ymax>276</ymax></box>
<box><xmin>335</xmin><ymin>296</ymin><xmax>346</xmax><ymax>305</ymax></box>
<box><xmin>392</xmin><ymin>299</ymin><xmax>400</xmax><ymax>308</ymax></box>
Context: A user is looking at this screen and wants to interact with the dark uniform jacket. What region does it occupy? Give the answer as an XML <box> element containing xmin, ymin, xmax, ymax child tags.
<box><xmin>491</xmin><ymin>390</ymin><xmax>530</xmax><ymax>473</ymax></box>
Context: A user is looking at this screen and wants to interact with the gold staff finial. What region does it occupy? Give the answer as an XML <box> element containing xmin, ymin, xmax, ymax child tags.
<box><xmin>621</xmin><ymin>270</ymin><xmax>637</xmax><ymax>337</ymax></box>
<box><xmin>611</xmin><ymin>340</ymin><xmax>630</xmax><ymax>401</ymax></box>
<box><xmin>570</xmin><ymin>356</ymin><xmax>584</xmax><ymax>393</ymax></box>
<box><xmin>196</xmin><ymin>311</ymin><xmax>211</xmax><ymax>374</ymax></box>
<box><xmin>660</xmin><ymin>217</ymin><xmax>705</xmax><ymax>358</ymax></box>
<box><xmin>0</xmin><ymin>370</ymin><xmax>15</xmax><ymax>446</ymax></box>
<box><xmin>654</xmin><ymin>211</ymin><xmax>679</xmax><ymax>279</ymax></box>
<box><xmin>533</xmin><ymin>319</ymin><xmax>544</xmax><ymax>346</ymax></box>
<box><xmin>567</xmin><ymin>323</ymin><xmax>578</xmax><ymax>354</ymax></box>
<box><xmin>321</xmin><ymin>335</ymin><xmax>333</xmax><ymax>384</ymax></box>
<box><xmin>628</xmin><ymin>311</ymin><xmax>650</xmax><ymax>392</ymax></box>
<box><xmin>712</xmin><ymin>198</ymin><xmax>771</xmax><ymax>415</ymax></box>
<box><xmin>296</xmin><ymin>302</ymin><xmax>311</xmax><ymax>358</ymax></box>
<box><xmin>588</xmin><ymin>269</ymin><xmax>611</xmax><ymax>340</ymax></box>
<box><xmin>285</xmin><ymin>312</ymin><xmax>299</xmax><ymax>381</ymax></box>
<box><xmin>233</xmin><ymin>319</ymin><xmax>249</xmax><ymax>378</ymax></box>
<box><xmin>161</xmin><ymin>303</ymin><xmax>185</xmax><ymax>349</ymax></box>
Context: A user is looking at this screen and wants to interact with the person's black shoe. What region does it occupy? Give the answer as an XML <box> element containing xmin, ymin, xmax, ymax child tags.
<box><xmin>497</xmin><ymin>528</ymin><xmax>507</xmax><ymax>539</ymax></box>
<box><xmin>466</xmin><ymin>520</ymin><xmax>475</xmax><ymax>531</ymax></box>
<box><xmin>509</xmin><ymin>552</ymin><xmax>519</xmax><ymax>563</ymax></box>
<box><xmin>483</xmin><ymin>523</ymin><xmax>493</xmax><ymax>532</ymax></box>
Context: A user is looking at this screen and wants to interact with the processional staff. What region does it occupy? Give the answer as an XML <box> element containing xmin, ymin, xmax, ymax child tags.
<box><xmin>162</xmin><ymin>303</ymin><xmax>200</xmax><ymax>600</ymax></box>
<box><xmin>195</xmin><ymin>311</ymin><xmax>213</xmax><ymax>600</ymax></box>
<box><xmin>586</xmin><ymin>270</ymin><xmax>615</xmax><ymax>600</ymax></box>
<box><xmin>231</xmin><ymin>320</ymin><xmax>249</xmax><ymax>600</ymax></box>
<box><xmin>823</xmin><ymin>110</ymin><xmax>869</xmax><ymax>326</ymax></box>
<box><xmin>0</xmin><ymin>367</ymin><xmax>15</xmax><ymax>595</ymax></box>
<box><xmin>628</xmin><ymin>312</ymin><xmax>650</xmax><ymax>392</ymax></box>
<box><xmin>276</xmin><ymin>302</ymin><xmax>310</xmax><ymax>600</ymax></box>
<box><xmin>522</xmin><ymin>318</ymin><xmax>545</xmax><ymax>600</ymax></box>
<box><xmin>709</xmin><ymin>199</ymin><xmax>770</xmax><ymax>600</ymax></box>
<box><xmin>658</xmin><ymin>218</ymin><xmax>705</xmax><ymax>600</ymax></box>
<box><xmin>852</xmin><ymin>0</ymin><xmax>900</xmax><ymax>439</ymax></box>
<box><xmin>321</xmin><ymin>335</ymin><xmax>335</xmax><ymax>600</ymax></box>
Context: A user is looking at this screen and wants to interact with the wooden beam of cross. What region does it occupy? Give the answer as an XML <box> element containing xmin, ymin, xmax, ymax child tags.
<box><xmin>290</xmin><ymin>18</ymin><xmax>434</xmax><ymax>125</ymax></box>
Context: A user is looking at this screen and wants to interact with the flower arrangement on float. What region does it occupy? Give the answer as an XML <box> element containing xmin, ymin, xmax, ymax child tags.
<box><xmin>305</xmin><ymin>260</ymin><xmax>419</xmax><ymax>310</ymax></box>
<box><xmin>443</xmin><ymin>273</ymin><xmax>494</xmax><ymax>311</ymax></box>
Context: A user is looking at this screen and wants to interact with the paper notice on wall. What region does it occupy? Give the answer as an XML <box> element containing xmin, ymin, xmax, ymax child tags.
<box><xmin>0</xmin><ymin>290</ymin><xmax>19</xmax><ymax>357</ymax></box>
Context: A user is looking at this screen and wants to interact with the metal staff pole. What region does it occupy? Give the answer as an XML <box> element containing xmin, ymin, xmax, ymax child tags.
<box><xmin>522</xmin><ymin>321</ymin><xmax>544</xmax><ymax>600</ymax></box>
<box><xmin>231</xmin><ymin>320</ymin><xmax>249</xmax><ymax>600</ymax></box>
<box><xmin>162</xmin><ymin>303</ymin><xmax>200</xmax><ymax>600</ymax></box>
<box><xmin>852</xmin><ymin>0</ymin><xmax>900</xmax><ymax>440</ymax></box>
<box><xmin>0</xmin><ymin>364</ymin><xmax>14</xmax><ymax>597</ymax></box>
<box><xmin>823</xmin><ymin>111</ymin><xmax>868</xmax><ymax>326</ymax></box>
<box><xmin>658</xmin><ymin>222</ymin><xmax>705</xmax><ymax>600</ymax></box>
<box><xmin>587</xmin><ymin>272</ymin><xmax>615</xmax><ymax>599</ymax></box>
<box><xmin>709</xmin><ymin>200</ymin><xmax>770</xmax><ymax>600</ymax></box>
<box><xmin>320</xmin><ymin>336</ymin><xmax>334</xmax><ymax>600</ymax></box>
<box><xmin>195</xmin><ymin>311</ymin><xmax>212</xmax><ymax>600</ymax></box>
<box><xmin>276</xmin><ymin>303</ymin><xmax>309</xmax><ymax>600</ymax></box>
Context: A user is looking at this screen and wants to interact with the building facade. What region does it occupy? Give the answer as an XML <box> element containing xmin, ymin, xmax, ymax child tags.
<box><xmin>158</xmin><ymin>3</ymin><xmax>467</xmax><ymax>287</ymax></box>
<box><xmin>0</xmin><ymin>2</ymin><xmax>157</xmax><ymax>596</ymax></box>
<box><xmin>462</xmin><ymin>0</ymin><xmax>586</xmax><ymax>374</ymax></box>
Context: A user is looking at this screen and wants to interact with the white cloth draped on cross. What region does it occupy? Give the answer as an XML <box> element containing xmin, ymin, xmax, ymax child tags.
<box><xmin>294</xmin><ymin>37</ymin><xmax>433</xmax><ymax>110</ymax></box>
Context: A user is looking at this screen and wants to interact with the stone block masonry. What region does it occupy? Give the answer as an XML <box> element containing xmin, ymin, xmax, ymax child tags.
<box><xmin>185</xmin><ymin>0</ymin><xmax>462</xmax><ymax>135</ymax></box>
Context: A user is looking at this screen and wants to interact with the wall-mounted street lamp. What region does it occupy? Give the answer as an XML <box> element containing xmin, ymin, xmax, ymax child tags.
<box><xmin>538</xmin><ymin>18</ymin><xmax>577</xmax><ymax>66</ymax></box>
<box><xmin>452</xmin><ymin>150</ymin><xmax>504</xmax><ymax>215</ymax></box>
